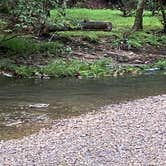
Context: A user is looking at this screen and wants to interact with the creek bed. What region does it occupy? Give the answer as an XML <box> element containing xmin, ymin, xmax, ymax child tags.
<box><xmin>0</xmin><ymin>71</ymin><xmax>166</xmax><ymax>140</ymax></box>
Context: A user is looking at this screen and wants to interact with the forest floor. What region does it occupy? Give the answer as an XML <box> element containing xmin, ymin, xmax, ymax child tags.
<box><xmin>63</xmin><ymin>36</ymin><xmax>166</xmax><ymax>64</ymax></box>
<box><xmin>0</xmin><ymin>94</ymin><xmax>166</xmax><ymax>165</ymax></box>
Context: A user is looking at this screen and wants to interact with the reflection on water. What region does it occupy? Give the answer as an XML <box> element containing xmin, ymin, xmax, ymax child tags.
<box><xmin>0</xmin><ymin>71</ymin><xmax>166</xmax><ymax>140</ymax></box>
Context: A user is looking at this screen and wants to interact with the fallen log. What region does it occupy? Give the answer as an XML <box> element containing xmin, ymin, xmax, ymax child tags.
<box><xmin>80</xmin><ymin>21</ymin><xmax>112</xmax><ymax>31</ymax></box>
<box><xmin>40</xmin><ymin>21</ymin><xmax>112</xmax><ymax>36</ymax></box>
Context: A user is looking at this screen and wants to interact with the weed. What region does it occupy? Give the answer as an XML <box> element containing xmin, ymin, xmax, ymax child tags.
<box><xmin>0</xmin><ymin>58</ymin><xmax>147</xmax><ymax>78</ymax></box>
<box><xmin>154</xmin><ymin>60</ymin><xmax>166</xmax><ymax>70</ymax></box>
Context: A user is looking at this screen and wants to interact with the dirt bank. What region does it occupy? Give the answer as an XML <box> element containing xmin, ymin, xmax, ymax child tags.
<box><xmin>67</xmin><ymin>37</ymin><xmax>166</xmax><ymax>64</ymax></box>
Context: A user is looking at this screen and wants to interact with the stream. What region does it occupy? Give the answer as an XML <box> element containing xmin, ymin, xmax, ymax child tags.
<box><xmin>0</xmin><ymin>71</ymin><xmax>166</xmax><ymax>140</ymax></box>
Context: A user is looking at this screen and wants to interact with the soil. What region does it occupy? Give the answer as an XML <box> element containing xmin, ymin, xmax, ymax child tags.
<box><xmin>1</xmin><ymin>36</ymin><xmax>166</xmax><ymax>67</ymax></box>
<box><xmin>66</xmin><ymin>37</ymin><xmax>166</xmax><ymax>64</ymax></box>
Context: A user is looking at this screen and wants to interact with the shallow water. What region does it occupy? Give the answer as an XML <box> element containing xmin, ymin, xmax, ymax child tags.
<box><xmin>0</xmin><ymin>72</ymin><xmax>166</xmax><ymax>140</ymax></box>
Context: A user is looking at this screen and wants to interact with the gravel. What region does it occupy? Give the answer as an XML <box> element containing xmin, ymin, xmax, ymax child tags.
<box><xmin>0</xmin><ymin>95</ymin><xmax>166</xmax><ymax>166</ymax></box>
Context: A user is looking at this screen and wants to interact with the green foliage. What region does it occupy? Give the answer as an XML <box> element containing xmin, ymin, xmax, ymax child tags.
<box><xmin>146</xmin><ymin>0</ymin><xmax>156</xmax><ymax>11</ymax></box>
<box><xmin>9</xmin><ymin>0</ymin><xmax>56</xmax><ymax>33</ymax></box>
<box><xmin>0</xmin><ymin>0</ymin><xmax>12</xmax><ymax>13</ymax></box>
<box><xmin>82</xmin><ymin>33</ymin><xmax>99</xmax><ymax>43</ymax></box>
<box><xmin>52</xmin><ymin>9</ymin><xmax>161</xmax><ymax>29</ymax></box>
<box><xmin>54</xmin><ymin>9</ymin><xmax>164</xmax><ymax>48</ymax></box>
<box><xmin>129</xmin><ymin>32</ymin><xmax>166</xmax><ymax>47</ymax></box>
<box><xmin>154</xmin><ymin>60</ymin><xmax>166</xmax><ymax>70</ymax></box>
<box><xmin>43</xmin><ymin>59</ymin><xmax>142</xmax><ymax>78</ymax></box>
<box><xmin>158</xmin><ymin>35</ymin><xmax>166</xmax><ymax>45</ymax></box>
<box><xmin>0</xmin><ymin>58</ymin><xmax>16</xmax><ymax>70</ymax></box>
<box><xmin>0</xmin><ymin>19</ymin><xmax>7</xmax><ymax>30</ymax></box>
<box><xmin>0</xmin><ymin>58</ymin><xmax>146</xmax><ymax>79</ymax></box>
<box><xmin>118</xmin><ymin>0</ymin><xmax>138</xmax><ymax>17</ymax></box>
<box><xmin>44</xmin><ymin>58</ymin><xmax>112</xmax><ymax>78</ymax></box>
<box><xmin>50</xmin><ymin>8</ymin><xmax>80</xmax><ymax>30</ymax></box>
<box><xmin>1</xmin><ymin>0</ymin><xmax>69</xmax><ymax>34</ymax></box>
<box><xmin>0</xmin><ymin>36</ymin><xmax>63</xmax><ymax>56</ymax></box>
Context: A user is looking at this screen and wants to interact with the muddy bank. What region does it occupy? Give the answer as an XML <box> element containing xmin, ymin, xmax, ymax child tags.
<box><xmin>0</xmin><ymin>94</ymin><xmax>166</xmax><ymax>165</ymax></box>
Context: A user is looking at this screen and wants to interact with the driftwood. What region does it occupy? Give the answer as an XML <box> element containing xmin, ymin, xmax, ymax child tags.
<box><xmin>40</xmin><ymin>21</ymin><xmax>112</xmax><ymax>35</ymax></box>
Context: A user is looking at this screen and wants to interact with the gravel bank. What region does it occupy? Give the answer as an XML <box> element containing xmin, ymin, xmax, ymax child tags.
<box><xmin>0</xmin><ymin>95</ymin><xmax>166</xmax><ymax>166</ymax></box>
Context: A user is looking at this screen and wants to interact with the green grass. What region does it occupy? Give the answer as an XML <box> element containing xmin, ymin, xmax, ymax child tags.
<box><xmin>51</xmin><ymin>9</ymin><xmax>161</xmax><ymax>33</ymax></box>
<box><xmin>51</xmin><ymin>8</ymin><xmax>165</xmax><ymax>48</ymax></box>
<box><xmin>0</xmin><ymin>58</ymin><xmax>142</xmax><ymax>78</ymax></box>
<box><xmin>154</xmin><ymin>60</ymin><xmax>166</xmax><ymax>69</ymax></box>
<box><xmin>0</xmin><ymin>57</ymin><xmax>165</xmax><ymax>79</ymax></box>
<box><xmin>52</xmin><ymin>9</ymin><xmax>161</xmax><ymax>28</ymax></box>
<box><xmin>0</xmin><ymin>36</ymin><xmax>63</xmax><ymax>57</ymax></box>
<box><xmin>121</xmin><ymin>32</ymin><xmax>166</xmax><ymax>48</ymax></box>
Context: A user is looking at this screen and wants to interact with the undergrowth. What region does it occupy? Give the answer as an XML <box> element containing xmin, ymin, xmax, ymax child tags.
<box><xmin>0</xmin><ymin>58</ymin><xmax>141</xmax><ymax>78</ymax></box>
<box><xmin>0</xmin><ymin>58</ymin><xmax>165</xmax><ymax>79</ymax></box>
<box><xmin>0</xmin><ymin>36</ymin><xmax>63</xmax><ymax>57</ymax></box>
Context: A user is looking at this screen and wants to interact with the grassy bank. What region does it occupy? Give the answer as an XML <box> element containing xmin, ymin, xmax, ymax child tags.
<box><xmin>0</xmin><ymin>9</ymin><xmax>166</xmax><ymax>79</ymax></box>
<box><xmin>0</xmin><ymin>58</ymin><xmax>165</xmax><ymax>79</ymax></box>
<box><xmin>0</xmin><ymin>58</ymin><xmax>131</xmax><ymax>78</ymax></box>
<box><xmin>52</xmin><ymin>9</ymin><xmax>166</xmax><ymax>48</ymax></box>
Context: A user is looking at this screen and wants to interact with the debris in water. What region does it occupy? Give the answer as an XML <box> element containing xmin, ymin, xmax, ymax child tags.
<box><xmin>144</xmin><ymin>67</ymin><xmax>159</xmax><ymax>71</ymax></box>
<box><xmin>29</xmin><ymin>104</ymin><xmax>49</xmax><ymax>108</ymax></box>
<box><xmin>1</xmin><ymin>71</ymin><xmax>13</xmax><ymax>77</ymax></box>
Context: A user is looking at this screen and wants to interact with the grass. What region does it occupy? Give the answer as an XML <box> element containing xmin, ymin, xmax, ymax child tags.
<box><xmin>0</xmin><ymin>35</ymin><xmax>64</xmax><ymax>57</ymax></box>
<box><xmin>51</xmin><ymin>8</ymin><xmax>165</xmax><ymax>48</ymax></box>
<box><xmin>0</xmin><ymin>58</ymin><xmax>142</xmax><ymax>78</ymax></box>
<box><xmin>51</xmin><ymin>9</ymin><xmax>161</xmax><ymax>29</ymax></box>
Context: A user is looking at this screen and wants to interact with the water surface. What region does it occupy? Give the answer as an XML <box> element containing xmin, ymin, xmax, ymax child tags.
<box><xmin>0</xmin><ymin>72</ymin><xmax>166</xmax><ymax>140</ymax></box>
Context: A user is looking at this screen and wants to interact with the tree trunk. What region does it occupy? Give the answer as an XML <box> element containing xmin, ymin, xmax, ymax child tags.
<box><xmin>158</xmin><ymin>0</ymin><xmax>166</xmax><ymax>33</ymax></box>
<box><xmin>132</xmin><ymin>0</ymin><xmax>146</xmax><ymax>31</ymax></box>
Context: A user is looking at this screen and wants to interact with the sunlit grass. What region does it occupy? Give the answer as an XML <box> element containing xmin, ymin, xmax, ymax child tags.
<box><xmin>51</xmin><ymin>8</ymin><xmax>165</xmax><ymax>47</ymax></box>
<box><xmin>51</xmin><ymin>8</ymin><xmax>161</xmax><ymax>30</ymax></box>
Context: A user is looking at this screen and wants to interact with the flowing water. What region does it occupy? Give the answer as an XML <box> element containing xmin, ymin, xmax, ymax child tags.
<box><xmin>0</xmin><ymin>71</ymin><xmax>166</xmax><ymax>140</ymax></box>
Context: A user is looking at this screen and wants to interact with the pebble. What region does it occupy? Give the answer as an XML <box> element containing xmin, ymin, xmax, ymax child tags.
<box><xmin>0</xmin><ymin>95</ymin><xmax>166</xmax><ymax>165</ymax></box>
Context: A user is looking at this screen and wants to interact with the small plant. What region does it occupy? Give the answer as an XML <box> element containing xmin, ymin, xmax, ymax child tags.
<box><xmin>82</xmin><ymin>33</ymin><xmax>99</xmax><ymax>43</ymax></box>
<box><xmin>44</xmin><ymin>59</ymin><xmax>109</xmax><ymax>78</ymax></box>
<box><xmin>154</xmin><ymin>60</ymin><xmax>166</xmax><ymax>70</ymax></box>
<box><xmin>15</xmin><ymin>66</ymin><xmax>35</xmax><ymax>78</ymax></box>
